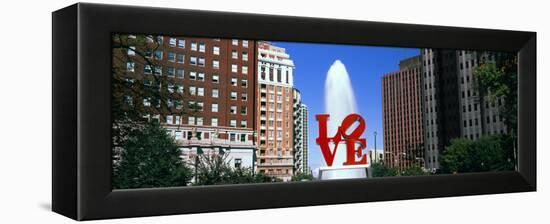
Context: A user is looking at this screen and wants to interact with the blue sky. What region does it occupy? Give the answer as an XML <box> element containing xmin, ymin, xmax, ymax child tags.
<box><xmin>272</xmin><ymin>41</ymin><xmax>420</xmax><ymax>171</ymax></box>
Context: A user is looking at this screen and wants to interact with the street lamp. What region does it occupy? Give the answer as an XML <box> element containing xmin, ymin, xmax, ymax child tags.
<box><xmin>373</xmin><ymin>131</ymin><xmax>377</xmax><ymax>163</ymax></box>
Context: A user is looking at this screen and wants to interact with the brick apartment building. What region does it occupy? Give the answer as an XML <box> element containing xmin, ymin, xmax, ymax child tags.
<box><xmin>114</xmin><ymin>35</ymin><xmax>257</xmax><ymax>171</ymax></box>
<box><xmin>255</xmin><ymin>41</ymin><xmax>296</xmax><ymax>181</ymax></box>
<box><xmin>382</xmin><ymin>55</ymin><xmax>424</xmax><ymax>170</ymax></box>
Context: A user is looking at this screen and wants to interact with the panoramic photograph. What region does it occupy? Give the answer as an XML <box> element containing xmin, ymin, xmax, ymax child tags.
<box><xmin>111</xmin><ymin>34</ymin><xmax>518</xmax><ymax>189</ymax></box>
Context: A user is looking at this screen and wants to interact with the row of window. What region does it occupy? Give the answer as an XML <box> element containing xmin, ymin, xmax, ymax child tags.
<box><xmin>126</xmin><ymin>60</ymin><xmax>249</xmax><ymax>74</ymax></box>
<box><xmin>169</xmin><ymin>130</ymin><xmax>249</xmax><ymax>144</ymax></box>
<box><xmin>163</xmin><ymin>114</ymin><xmax>248</xmax><ymax>128</ymax></box>
<box><xmin>140</xmin><ymin>35</ymin><xmax>249</xmax><ymax>49</ymax></box>
<box><xmin>462</xmin><ymin>115</ymin><xmax>504</xmax><ymax>128</ymax></box>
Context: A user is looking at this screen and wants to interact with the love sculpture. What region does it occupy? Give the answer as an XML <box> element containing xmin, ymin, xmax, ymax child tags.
<box><xmin>315</xmin><ymin>114</ymin><xmax>368</xmax><ymax>167</ymax></box>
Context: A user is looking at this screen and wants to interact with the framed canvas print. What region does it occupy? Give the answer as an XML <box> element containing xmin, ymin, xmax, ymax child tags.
<box><xmin>52</xmin><ymin>3</ymin><xmax>536</xmax><ymax>220</ymax></box>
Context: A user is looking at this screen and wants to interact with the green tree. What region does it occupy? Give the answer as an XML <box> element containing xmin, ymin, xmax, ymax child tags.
<box><xmin>401</xmin><ymin>164</ymin><xmax>426</xmax><ymax>176</ymax></box>
<box><xmin>473</xmin><ymin>56</ymin><xmax>517</xmax><ymax>135</ymax></box>
<box><xmin>371</xmin><ymin>163</ymin><xmax>398</xmax><ymax>177</ymax></box>
<box><xmin>193</xmin><ymin>153</ymin><xmax>281</xmax><ymax>185</ymax></box>
<box><xmin>112</xmin><ymin>122</ymin><xmax>193</xmax><ymax>189</ymax></box>
<box><xmin>440</xmin><ymin>135</ymin><xmax>514</xmax><ymax>174</ymax></box>
<box><xmin>291</xmin><ymin>172</ymin><xmax>314</xmax><ymax>181</ymax></box>
<box><xmin>473</xmin><ymin>54</ymin><xmax>518</xmax><ymax>169</ymax></box>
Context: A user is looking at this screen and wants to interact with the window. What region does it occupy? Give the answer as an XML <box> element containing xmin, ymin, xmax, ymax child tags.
<box><xmin>213</xmin><ymin>60</ymin><xmax>219</xmax><ymax>69</ymax></box>
<box><xmin>177</xmin><ymin>39</ymin><xmax>185</xmax><ymax>48</ymax></box>
<box><xmin>230</xmin><ymin>92</ymin><xmax>237</xmax><ymax>100</ymax></box>
<box><xmin>213</xmin><ymin>46</ymin><xmax>220</xmax><ymax>55</ymax></box>
<box><xmin>154</xmin><ymin>50</ymin><xmax>163</xmax><ymax>60</ymax></box>
<box><xmin>232</xmin><ymin>50</ymin><xmax>238</xmax><ymax>59</ymax></box>
<box><xmin>124</xmin><ymin>95</ymin><xmax>132</xmax><ymax>105</ymax></box>
<box><xmin>175</xmin><ymin>116</ymin><xmax>181</xmax><ymax>125</ymax></box>
<box><xmin>241</xmin><ymin>105</ymin><xmax>247</xmax><ymax>114</ymax></box>
<box><xmin>168</xmin><ymin>52</ymin><xmax>175</xmax><ymax>61</ymax></box>
<box><xmin>232</xmin><ymin>39</ymin><xmax>238</xmax><ymax>45</ymax></box>
<box><xmin>241</xmin><ymin>93</ymin><xmax>248</xmax><ymax>101</ymax></box>
<box><xmin>198</xmin><ymin>72</ymin><xmax>205</xmax><ymax>81</ymax></box>
<box><xmin>166</xmin><ymin>115</ymin><xmax>173</xmax><ymax>124</ymax></box>
<box><xmin>190</xmin><ymin>71</ymin><xmax>196</xmax><ymax>80</ymax></box>
<box><xmin>234</xmin><ymin>158</ymin><xmax>242</xmax><ymax>168</ymax></box>
<box><xmin>143</xmin><ymin>65</ymin><xmax>152</xmax><ymax>74</ymax></box>
<box><xmin>197</xmin><ymin>87</ymin><xmax>204</xmax><ymax>96</ymax></box>
<box><xmin>176</xmin><ymin>69</ymin><xmax>184</xmax><ymax>78</ymax></box>
<box><xmin>143</xmin><ymin>98</ymin><xmax>151</xmax><ymax>107</ymax></box>
<box><xmin>156</xmin><ymin>36</ymin><xmax>163</xmax><ymax>44</ymax></box>
<box><xmin>230</xmin><ymin>106</ymin><xmax>237</xmax><ymax>114</ymax></box>
<box><xmin>153</xmin><ymin>66</ymin><xmax>162</xmax><ymax>75</ymax></box>
<box><xmin>190</xmin><ymin>56</ymin><xmax>197</xmax><ymax>65</ymax></box>
<box><xmin>198</xmin><ymin>57</ymin><xmax>205</xmax><ymax>67</ymax></box>
<box><xmin>166</xmin><ymin>99</ymin><xmax>173</xmax><ymax>108</ymax></box>
<box><xmin>199</xmin><ymin>43</ymin><xmax>205</xmax><ymax>52</ymax></box>
<box><xmin>126</xmin><ymin>62</ymin><xmax>135</xmax><ymax>72</ymax></box>
<box><xmin>212</xmin><ymin>75</ymin><xmax>219</xmax><ymax>83</ymax></box>
<box><xmin>127</xmin><ymin>46</ymin><xmax>135</xmax><ymax>56</ymax></box>
<box><xmin>191</xmin><ymin>42</ymin><xmax>197</xmax><ymax>51</ymax></box>
<box><xmin>146</xmin><ymin>35</ymin><xmax>154</xmax><ymax>43</ymax></box>
<box><xmin>169</xmin><ymin>38</ymin><xmax>177</xmax><ymax>47</ymax></box>
<box><xmin>242</xmin><ymin>52</ymin><xmax>248</xmax><ymax>61</ymax></box>
<box><xmin>176</xmin><ymin>85</ymin><xmax>184</xmax><ymax>93</ymax></box>
<box><xmin>188</xmin><ymin>116</ymin><xmax>195</xmax><ymax>125</ymax></box>
<box><xmin>211</xmin><ymin>118</ymin><xmax>218</xmax><ymax>127</ymax></box>
<box><xmin>174</xmin><ymin>131</ymin><xmax>182</xmax><ymax>139</ymax></box>
<box><xmin>212</xmin><ymin>89</ymin><xmax>219</xmax><ymax>98</ymax></box>
<box><xmin>242</xmin><ymin>40</ymin><xmax>248</xmax><ymax>48</ymax></box>
<box><xmin>176</xmin><ymin>53</ymin><xmax>184</xmax><ymax>63</ymax></box>
<box><xmin>231</xmin><ymin>78</ymin><xmax>238</xmax><ymax>86</ymax></box>
<box><xmin>230</xmin><ymin>119</ymin><xmax>237</xmax><ymax>127</ymax></box>
<box><xmin>189</xmin><ymin>86</ymin><xmax>196</xmax><ymax>95</ymax></box>
<box><xmin>242</xmin><ymin>66</ymin><xmax>248</xmax><ymax>74</ymax></box>
<box><xmin>241</xmin><ymin>80</ymin><xmax>248</xmax><ymax>88</ymax></box>
<box><xmin>212</xmin><ymin>103</ymin><xmax>218</xmax><ymax>112</ymax></box>
<box><xmin>240</xmin><ymin>121</ymin><xmax>247</xmax><ymax>128</ymax></box>
<box><xmin>231</xmin><ymin>64</ymin><xmax>238</xmax><ymax>73</ymax></box>
<box><xmin>167</xmin><ymin>67</ymin><xmax>175</xmax><ymax>77</ymax></box>
<box><xmin>197</xmin><ymin>102</ymin><xmax>204</xmax><ymax>111</ymax></box>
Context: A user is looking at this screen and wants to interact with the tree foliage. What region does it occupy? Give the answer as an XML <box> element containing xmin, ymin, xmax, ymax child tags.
<box><xmin>473</xmin><ymin>55</ymin><xmax>518</xmax><ymax>135</ymax></box>
<box><xmin>440</xmin><ymin>135</ymin><xmax>515</xmax><ymax>174</ymax></box>
<box><xmin>371</xmin><ymin>163</ymin><xmax>399</xmax><ymax>177</ymax></box>
<box><xmin>291</xmin><ymin>172</ymin><xmax>314</xmax><ymax>181</ymax></box>
<box><xmin>112</xmin><ymin>122</ymin><xmax>193</xmax><ymax>189</ymax></box>
<box><xmin>194</xmin><ymin>153</ymin><xmax>281</xmax><ymax>185</ymax></box>
<box><xmin>401</xmin><ymin>164</ymin><xmax>426</xmax><ymax>176</ymax></box>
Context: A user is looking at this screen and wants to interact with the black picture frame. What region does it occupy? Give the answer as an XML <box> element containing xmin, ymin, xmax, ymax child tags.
<box><xmin>52</xmin><ymin>3</ymin><xmax>536</xmax><ymax>221</ymax></box>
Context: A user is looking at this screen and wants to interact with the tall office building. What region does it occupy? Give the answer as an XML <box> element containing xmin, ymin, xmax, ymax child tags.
<box><xmin>114</xmin><ymin>35</ymin><xmax>257</xmax><ymax>170</ymax></box>
<box><xmin>420</xmin><ymin>49</ymin><xmax>511</xmax><ymax>170</ymax></box>
<box><xmin>382</xmin><ymin>55</ymin><xmax>424</xmax><ymax>170</ymax></box>
<box><xmin>255</xmin><ymin>41</ymin><xmax>296</xmax><ymax>181</ymax></box>
<box><xmin>293</xmin><ymin>89</ymin><xmax>309</xmax><ymax>174</ymax></box>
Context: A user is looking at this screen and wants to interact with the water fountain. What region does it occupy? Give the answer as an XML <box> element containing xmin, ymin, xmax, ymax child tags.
<box><xmin>319</xmin><ymin>60</ymin><xmax>369</xmax><ymax>180</ymax></box>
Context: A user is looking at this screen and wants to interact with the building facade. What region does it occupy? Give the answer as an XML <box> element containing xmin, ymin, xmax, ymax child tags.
<box><xmin>293</xmin><ymin>89</ymin><xmax>309</xmax><ymax>174</ymax></box>
<box><xmin>420</xmin><ymin>49</ymin><xmax>510</xmax><ymax>170</ymax></box>
<box><xmin>255</xmin><ymin>41</ymin><xmax>296</xmax><ymax>181</ymax></box>
<box><xmin>382</xmin><ymin>55</ymin><xmax>424</xmax><ymax>170</ymax></box>
<box><xmin>115</xmin><ymin>35</ymin><xmax>257</xmax><ymax>172</ymax></box>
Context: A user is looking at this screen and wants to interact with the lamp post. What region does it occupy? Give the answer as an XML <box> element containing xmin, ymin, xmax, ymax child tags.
<box><xmin>373</xmin><ymin>131</ymin><xmax>377</xmax><ymax>163</ymax></box>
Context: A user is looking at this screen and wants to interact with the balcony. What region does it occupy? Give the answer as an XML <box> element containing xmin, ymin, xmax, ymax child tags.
<box><xmin>260</xmin><ymin>162</ymin><xmax>294</xmax><ymax>167</ymax></box>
